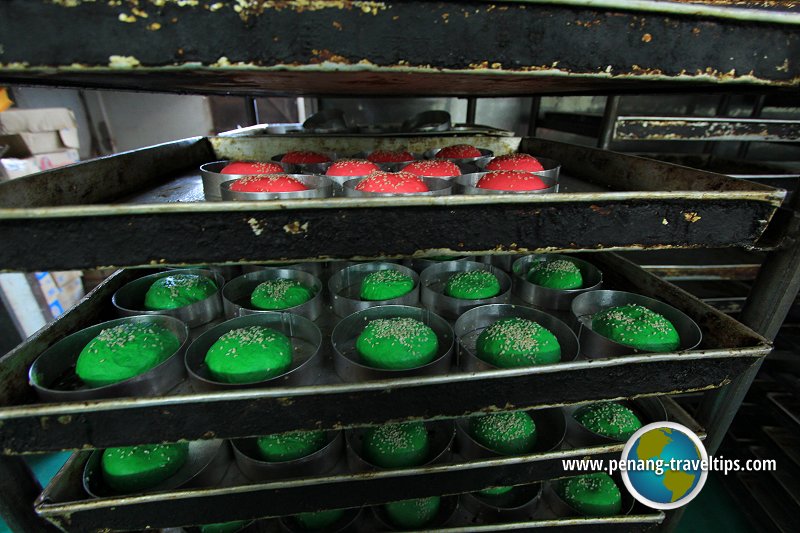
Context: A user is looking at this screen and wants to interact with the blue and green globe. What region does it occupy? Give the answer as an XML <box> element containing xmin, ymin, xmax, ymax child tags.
<box><xmin>621</xmin><ymin>422</ymin><xmax>707</xmax><ymax>509</ymax></box>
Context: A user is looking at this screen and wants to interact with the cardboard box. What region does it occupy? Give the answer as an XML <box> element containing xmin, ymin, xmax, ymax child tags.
<box><xmin>34</xmin><ymin>271</ymin><xmax>85</xmax><ymax>319</ymax></box>
<box><xmin>0</xmin><ymin>108</ymin><xmax>79</xmax><ymax>157</ymax></box>
<box><xmin>0</xmin><ymin>108</ymin><xmax>76</xmax><ymax>133</ymax></box>
<box><xmin>0</xmin><ymin>157</ymin><xmax>39</xmax><ymax>179</ymax></box>
<box><xmin>30</xmin><ymin>149</ymin><xmax>80</xmax><ymax>170</ymax></box>
<box><xmin>0</xmin><ymin>129</ymin><xmax>79</xmax><ymax>156</ymax></box>
<box><xmin>1</xmin><ymin>149</ymin><xmax>79</xmax><ymax>180</ymax></box>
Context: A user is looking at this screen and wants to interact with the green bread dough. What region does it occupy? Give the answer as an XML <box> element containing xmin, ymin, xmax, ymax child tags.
<box><xmin>592</xmin><ymin>304</ymin><xmax>680</xmax><ymax>351</ymax></box>
<box><xmin>476</xmin><ymin>317</ymin><xmax>561</xmax><ymax>367</ymax></box>
<box><xmin>444</xmin><ymin>270</ymin><xmax>501</xmax><ymax>300</ymax></box>
<box><xmin>363</xmin><ymin>422</ymin><xmax>430</xmax><ymax>468</ymax></box>
<box><xmin>144</xmin><ymin>273</ymin><xmax>218</xmax><ymax>310</ymax></box>
<box><xmin>479</xmin><ymin>486</ymin><xmax>514</xmax><ymax>496</ymax></box>
<box><xmin>199</xmin><ymin>521</ymin><xmax>250</xmax><ymax>533</ymax></box>
<box><xmin>76</xmin><ymin>322</ymin><xmax>180</xmax><ymax>388</ymax></box>
<box><xmin>256</xmin><ymin>430</ymin><xmax>327</xmax><ymax>462</ymax></box>
<box><xmin>294</xmin><ymin>509</ymin><xmax>345</xmax><ymax>530</ymax></box>
<box><xmin>204</xmin><ymin>326</ymin><xmax>292</xmax><ymax>384</ymax></box>
<box><xmin>468</xmin><ymin>411</ymin><xmax>537</xmax><ymax>455</ymax></box>
<box><xmin>355</xmin><ymin>318</ymin><xmax>438</xmax><ymax>370</ymax></box>
<box><xmin>250</xmin><ymin>279</ymin><xmax>314</xmax><ymax>310</ymax></box>
<box><xmin>558</xmin><ymin>473</ymin><xmax>622</xmax><ymax>516</ymax></box>
<box><xmin>360</xmin><ymin>269</ymin><xmax>415</xmax><ymax>301</ymax></box>
<box><xmin>574</xmin><ymin>402</ymin><xmax>642</xmax><ymax>441</ymax></box>
<box><xmin>384</xmin><ymin>496</ymin><xmax>441</xmax><ymax>529</ymax></box>
<box><xmin>527</xmin><ymin>259</ymin><xmax>583</xmax><ymax>290</ymax></box>
<box><xmin>101</xmin><ymin>442</ymin><xmax>189</xmax><ymax>493</ymax></box>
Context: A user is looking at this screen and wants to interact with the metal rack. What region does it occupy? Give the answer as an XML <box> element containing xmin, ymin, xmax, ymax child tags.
<box><xmin>2</xmin><ymin>1</ymin><xmax>800</xmax><ymax>532</ymax></box>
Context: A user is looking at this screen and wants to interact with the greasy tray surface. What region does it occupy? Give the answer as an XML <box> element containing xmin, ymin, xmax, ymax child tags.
<box><xmin>0</xmin><ymin>253</ymin><xmax>768</xmax><ymax>454</ymax></box>
<box><xmin>1</xmin><ymin>0</ymin><xmax>798</xmax><ymax>98</ymax></box>
<box><xmin>0</xmin><ymin>135</ymin><xmax>784</xmax><ymax>271</ymax></box>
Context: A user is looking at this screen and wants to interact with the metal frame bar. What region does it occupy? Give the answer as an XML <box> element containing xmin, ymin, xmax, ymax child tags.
<box><xmin>598</xmin><ymin>96</ymin><xmax>620</xmax><ymax>150</ymax></box>
<box><xmin>0</xmin><ymin>456</ymin><xmax>57</xmax><ymax>533</ymax></box>
<box><xmin>698</xmin><ymin>195</ymin><xmax>800</xmax><ymax>454</ymax></box>
<box><xmin>614</xmin><ymin>116</ymin><xmax>800</xmax><ymax>142</ymax></box>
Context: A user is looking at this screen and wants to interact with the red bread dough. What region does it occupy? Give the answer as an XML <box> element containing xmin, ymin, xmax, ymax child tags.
<box><xmin>436</xmin><ymin>144</ymin><xmax>482</xmax><ymax>159</ymax></box>
<box><xmin>403</xmin><ymin>160</ymin><xmax>461</xmax><ymax>177</ymax></box>
<box><xmin>486</xmin><ymin>154</ymin><xmax>545</xmax><ymax>172</ymax></box>
<box><xmin>355</xmin><ymin>171</ymin><xmax>430</xmax><ymax>193</ymax></box>
<box><xmin>326</xmin><ymin>159</ymin><xmax>380</xmax><ymax>176</ymax></box>
<box><xmin>229</xmin><ymin>174</ymin><xmax>309</xmax><ymax>192</ymax></box>
<box><xmin>221</xmin><ymin>161</ymin><xmax>285</xmax><ymax>175</ymax></box>
<box><xmin>475</xmin><ymin>170</ymin><xmax>548</xmax><ymax>191</ymax></box>
<box><xmin>280</xmin><ymin>151</ymin><xmax>331</xmax><ymax>164</ymax></box>
<box><xmin>367</xmin><ymin>149</ymin><xmax>414</xmax><ymax>163</ymax></box>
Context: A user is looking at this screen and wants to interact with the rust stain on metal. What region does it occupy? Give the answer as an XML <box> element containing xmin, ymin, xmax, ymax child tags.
<box><xmin>667</xmin><ymin>0</ymin><xmax>797</xmax><ymax>6</ymax></box>
<box><xmin>311</xmin><ymin>48</ymin><xmax>350</xmax><ymax>64</ymax></box>
<box><xmin>590</xmin><ymin>204</ymin><xmax>613</xmax><ymax>215</ymax></box>
<box><xmin>202</xmin><ymin>431</ymin><xmax>216</xmax><ymax>439</ymax></box>
<box><xmin>246</xmin><ymin>217</ymin><xmax>264</xmax><ymax>236</ymax></box>
<box><xmin>642</xmin><ymin>32</ymin><xmax>653</xmax><ymax>42</ymax></box>
<box><xmin>575</xmin><ymin>18</ymin><xmax>603</xmax><ymax>28</ymax></box>
<box><xmin>283</xmin><ymin>220</ymin><xmax>309</xmax><ymax>234</ymax></box>
<box><xmin>684</xmin><ymin>211</ymin><xmax>702</xmax><ymax>222</ymax></box>
<box><xmin>230</xmin><ymin>1</ymin><xmax>388</xmax><ymax>19</ymax></box>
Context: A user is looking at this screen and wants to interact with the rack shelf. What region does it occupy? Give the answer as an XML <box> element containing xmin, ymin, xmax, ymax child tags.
<box><xmin>0</xmin><ymin>253</ymin><xmax>768</xmax><ymax>455</ymax></box>
<box><xmin>0</xmin><ymin>136</ymin><xmax>784</xmax><ymax>271</ymax></box>
<box><xmin>0</xmin><ymin>1</ymin><xmax>798</xmax><ymax>96</ymax></box>
<box><xmin>34</xmin><ymin>396</ymin><xmax>696</xmax><ymax>531</ymax></box>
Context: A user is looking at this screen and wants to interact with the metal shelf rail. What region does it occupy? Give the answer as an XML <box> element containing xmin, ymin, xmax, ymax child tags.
<box><xmin>2</xmin><ymin>1</ymin><xmax>800</xmax><ymax>532</ymax></box>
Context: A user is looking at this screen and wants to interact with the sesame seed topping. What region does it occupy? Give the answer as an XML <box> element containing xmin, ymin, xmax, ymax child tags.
<box><xmin>215</xmin><ymin>326</ymin><xmax>287</xmax><ymax>358</ymax></box>
<box><xmin>90</xmin><ymin>323</ymin><xmax>174</xmax><ymax>353</ymax></box>
<box><xmin>481</xmin><ymin>318</ymin><xmax>551</xmax><ymax>355</ymax></box>
<box><xmin>594</xmin><ymin>304</ymin><xmax>675</xmax><ymax>336</ymax></box>
<box><xmin>360</xmin><ymin>318</ymin><xmax>432</xmax><ymax>350</ymax></box>
<box><xmin>252</xmin><ymin>279</ymin><xmax>302</xmax><ymax>300</ymax></box>
<box><xmin>355</xmin><ymin>171</ymin><xmax>428</xmax><ymax>193</ymax></box>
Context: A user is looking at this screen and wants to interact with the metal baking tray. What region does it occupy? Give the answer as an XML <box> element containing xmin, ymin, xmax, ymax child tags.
<box><xmin>34</xmin><ymin>397</ymin><xmax>695</xmax><ymax>531</ymax></box>
<box><xmin>1</xmin><ymin>0</ymin><xmax>798</xmax><ymax>96</ymax></box>
<box><xmin>0</xmin><ymin>134</ymin><xmax>784</xmax><ymax>271</ymax></box>
<box><xmin>0</xmin><ymin>253</ymin><xmax>769</xmax><ymax>454</ymax></box>
<box><xmin>222</xmin><ymin>122</ymin><xmax>516</xmax><ymax>138</ymax></box>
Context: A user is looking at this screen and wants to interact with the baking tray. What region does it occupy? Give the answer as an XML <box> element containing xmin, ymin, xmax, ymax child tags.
<box><xmin>0</xmin><ymin>134</ymin><xmax>784</xmax><ymax>271</ymax></box>
<box><xmin>221</xmin><ymin>123</ymin><xmax>516</xmax><ymax>138</ymax></box>
<box><xmin>33</xmin><ymin>397</ymin><xmax>694</xmax><ymax>531</ymax></box>
<box><xmin>622</xmin><ymin>248</ymin><xmax>764</xmax><ymax>281</ymax></box>
<box><xmin>1</xmin><ymin>0</ymin><xmax>798</xmax><ymax>97</ymax></box>
<box><xmin>0</xmin><ymin>252</ymin><xmax>769</xmax><ymax>454</ymax></box>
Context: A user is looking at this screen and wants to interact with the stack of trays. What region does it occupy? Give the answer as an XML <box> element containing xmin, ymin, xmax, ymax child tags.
<box><xmin>28</xmin><ymin>252</ymin><xmax>711</xmax><ymax>530</ymax></box>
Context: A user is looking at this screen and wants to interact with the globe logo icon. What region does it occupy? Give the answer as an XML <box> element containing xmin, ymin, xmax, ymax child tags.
<box><xmin>620</xmin><ymin>421</ymin><xmax>708</xmax><ymax>510</ymax></box>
